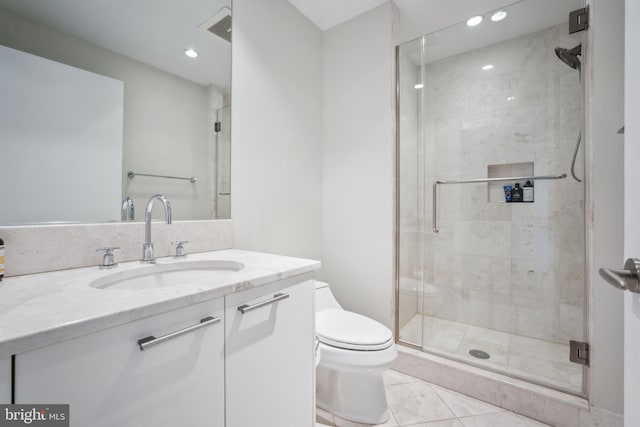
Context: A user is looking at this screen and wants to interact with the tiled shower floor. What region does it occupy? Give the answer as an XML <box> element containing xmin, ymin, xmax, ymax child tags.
<box><xmin>399</xmin><ymin>314</ymin><xmax>582</xmax><ymax>393</ymax></box>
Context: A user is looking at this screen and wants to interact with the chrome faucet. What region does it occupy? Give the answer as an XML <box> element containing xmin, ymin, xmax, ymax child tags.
<box><xmin>141</xmin><ymin>194</ymin><xmax>172</xmax><ymax>263</ymax></box>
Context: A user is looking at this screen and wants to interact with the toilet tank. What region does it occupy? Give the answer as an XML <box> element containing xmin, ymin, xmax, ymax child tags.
<box><xmin>315</xmin><ymin>281</ymin><xmax>343</xmax><ymax>312</ymax></box>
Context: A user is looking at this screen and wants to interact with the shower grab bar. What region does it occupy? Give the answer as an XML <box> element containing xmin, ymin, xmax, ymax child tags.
<box><xmin>432</xmin><ymin>173</ymin><xmax>567</xmax><ymax>233</ymax></box>
<box><xmin>128</xmin><ymin>171</ymin><xmax>197</xmax><ymax>183</ymax></box>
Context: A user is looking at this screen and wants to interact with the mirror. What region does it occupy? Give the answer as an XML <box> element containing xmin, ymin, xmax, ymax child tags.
<box><xmin>0</xmin><ymin>0</ymin><xmax>231</xmax><ymax>225</ymax></box>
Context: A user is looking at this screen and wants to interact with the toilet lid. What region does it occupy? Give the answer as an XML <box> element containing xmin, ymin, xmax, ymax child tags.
<box><xmin>316</xmin><ymin>309</ymin><xmax>394</xmax><ymax>351</ymax></box>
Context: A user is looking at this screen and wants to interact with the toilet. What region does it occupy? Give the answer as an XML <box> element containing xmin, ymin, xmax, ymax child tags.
<box><xmin>315</xmin><ymin>281</ymin><xmax>397</xmax><ymax>424</ymax></box>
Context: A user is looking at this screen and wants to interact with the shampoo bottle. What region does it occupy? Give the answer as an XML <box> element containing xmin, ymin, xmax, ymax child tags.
<box><xmin>523</xmin><ymin>180</ymin><xmax>534</xmax><ymax>202</ymax></box>
<box><xmin>503</xmin><ymin>185</ymin><xmax>512</xmax><ymax>202</ymax></box>
<box><xmin>512</xmin><ymin>183</ymin><xmax>523</xmax><ymax>202</ymax></box>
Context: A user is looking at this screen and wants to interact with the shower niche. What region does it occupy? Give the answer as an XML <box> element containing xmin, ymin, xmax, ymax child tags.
<box><xmin>487</xmin><ymin>162</ymin><xmax>533</xmax><ymax>203</ymax></box>
<box><xmin>396</xmin><ymin>0</ymin><xmax>586</xmax><ymax>395</ymax></box>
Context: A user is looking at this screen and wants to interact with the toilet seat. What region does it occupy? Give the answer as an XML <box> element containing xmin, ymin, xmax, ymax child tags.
<box><xmin>316</xmin><ymin>309</ymin><xmax>393</xmax><ymax>351</ymax></box>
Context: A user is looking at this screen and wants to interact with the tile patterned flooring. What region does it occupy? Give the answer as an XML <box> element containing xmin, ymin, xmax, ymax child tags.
<box><xmin>316</xmin><ymin>369</ymin><xmax>551</xmax><ymax>427</ymax></box>
<box><xmin>399</xmin><ymin>314</ymin><xmax>583</xmax><ymax>392</ymax></box>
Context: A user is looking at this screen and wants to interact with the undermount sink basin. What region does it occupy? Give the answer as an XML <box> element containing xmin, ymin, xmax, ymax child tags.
<box><xmin>90</xmin><ymin>260</ymin><xmax>245</xmax><ymax>290</ymax></box>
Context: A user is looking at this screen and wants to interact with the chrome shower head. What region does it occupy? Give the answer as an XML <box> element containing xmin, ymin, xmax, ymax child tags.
<box><xmin>555</xmin><ymin>44</ymin><xmax>582</xmax><ymax>71</ymax></box>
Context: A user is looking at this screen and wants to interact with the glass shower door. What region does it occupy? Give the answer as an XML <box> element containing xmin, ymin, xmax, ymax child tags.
<box><xmin>396</xmin><ymin>0</ymin><xmax>586</xmax><ymax>394</ymax></box>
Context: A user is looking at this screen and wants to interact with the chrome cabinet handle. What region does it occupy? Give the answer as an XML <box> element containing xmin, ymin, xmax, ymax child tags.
<box><xmin>137</xmin><ymin>316</ymin><xmax>221</xmax><ymax>351</ymax></box>
<box><xmin>599</xmin><ymin>258</ymin><xmax>640</xmax><ymax>293</ymax></box>
<box><xmin>237</xmin><ymin>293</ymin><xmax>290</xmax><ymax>314</ymax></box>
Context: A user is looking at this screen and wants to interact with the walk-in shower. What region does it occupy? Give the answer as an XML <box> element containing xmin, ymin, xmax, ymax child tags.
<box><xmin>396</xmin><ymin>0</ymin><xmax>586</xmax><ymax>394</ymax></box>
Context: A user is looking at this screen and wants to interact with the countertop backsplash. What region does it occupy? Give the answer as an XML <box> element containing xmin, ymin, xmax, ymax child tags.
<box><xmin>0</xmin><ymin>220</ymin><xmax>232</xmax><ymax>277</ymax></box>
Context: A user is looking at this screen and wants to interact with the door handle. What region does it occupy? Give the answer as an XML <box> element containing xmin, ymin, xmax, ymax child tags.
<box><xmin>599</xmin><ymin>258</ymin><xmax>640</xmax><ymax>293</ymax></box>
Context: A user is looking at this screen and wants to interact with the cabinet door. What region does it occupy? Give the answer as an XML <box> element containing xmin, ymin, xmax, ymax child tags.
<box><xmin>15</xmin><ymin>299</ymin><xmax>224</xmax><ymax>427</ymax></box>
<box><xmin>225</xmin><ymin>277</ymin><xmax>315</xmax><ymax>427</ymax></box>
<box><xmin>0</xmin><ymin>357</ymin><xmax>10</xmax><ymax>403</ymax></box>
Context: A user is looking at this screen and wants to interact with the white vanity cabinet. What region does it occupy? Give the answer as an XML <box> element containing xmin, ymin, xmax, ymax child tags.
<box><xmin>225</xmin><ymin>276</ymin><xmax>315</xmax><ymax>427</ymax></box>
<box><xmin>14</xmin><ymin>298</ymin><xmax>225</xmax><ymax>427</ymax></box>
<box><xmin>0</xmin><ymin>357</ymin><xmax>10</xmax><ymax>403</ymax></box>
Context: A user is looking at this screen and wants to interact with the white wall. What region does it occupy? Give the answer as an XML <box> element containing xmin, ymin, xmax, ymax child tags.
<box><xmin>586</xmin><ymin>0</ymin><xmax>625</xmax><ymax>416</ymax></box>
<box><xmin>231</xmin><ymin>0</ymin><xmax>323</xmax><ymax>260</ymax></box>
<box><xmin>322</xmin><ymin>3</ymin><xmax>396</xmax><ymax>328</ymax></box>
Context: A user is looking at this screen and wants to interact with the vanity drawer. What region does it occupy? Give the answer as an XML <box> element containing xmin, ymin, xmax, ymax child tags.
<box><xmin>14</xmin><ymin>298</ymin><xmax>225</xmax><ymax>427</ymax></box>
<box><xmin>0</xmin><ymin>357</ymin><xmax>9</xmax><ymax>404</ymax></box>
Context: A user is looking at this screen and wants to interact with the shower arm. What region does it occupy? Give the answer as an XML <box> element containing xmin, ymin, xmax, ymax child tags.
<box><xmin>432</xmin><ymin>173</ymin><xmax>567</xmax><ymax>233</ymax></box>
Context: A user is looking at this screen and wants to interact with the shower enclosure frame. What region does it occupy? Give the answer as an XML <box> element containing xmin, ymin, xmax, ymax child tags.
<box><xmin>393</xmin><ymin>4</ymin><xmax>590</xmax><ymax>398</ymax></box>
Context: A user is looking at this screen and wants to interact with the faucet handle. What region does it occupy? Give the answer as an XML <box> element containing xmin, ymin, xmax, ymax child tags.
<box><xmin>171</xmin><ymin>241</ymin><xmax>189</xmax><ymax>258</ymax></box>
<box><xmin>96</xmin><ymin>247</ymin><xmax>120</xmax><ymax>269</ymax></box>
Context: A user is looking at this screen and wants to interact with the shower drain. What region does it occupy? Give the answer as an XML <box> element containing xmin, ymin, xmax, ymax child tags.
<box><xmin>469</xmin><ymin>349</ymin><xmax>490</xmax><ymax>359</ymax></box>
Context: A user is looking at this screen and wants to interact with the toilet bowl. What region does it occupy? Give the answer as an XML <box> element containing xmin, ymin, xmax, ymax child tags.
<box><xmin>315</xmin><ymin>281</ymin><xmax>397</xmax><ymax>424</ymax></box>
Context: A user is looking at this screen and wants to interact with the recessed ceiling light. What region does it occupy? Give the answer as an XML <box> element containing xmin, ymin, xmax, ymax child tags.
<box><xmin>507</xmin><ymin>96</ymin><xmax>516</xmax><ymax>101</ymax></box>
<box><xmin>491</xmin><ymin>11</ymin><xmax>507</xmax><ymax>22</ymax></box>
<box><xmin>466</xmin><ymin>16</ymin><xmax>483</xmax><ymax>27</ymax></box>
<box><xmin>414</xmin><ymin>83</ymin><xmax>424</xmax><ymax>89</ymax></box>
<box><xmin>482</xmin><ymin>64</ymin><xmax>494</xmax><ymax>71</ymax></box>
<box><xmin>184</xmin><ymin>48</ymin><xmax>199</xmax><ymax>58</ymax></box>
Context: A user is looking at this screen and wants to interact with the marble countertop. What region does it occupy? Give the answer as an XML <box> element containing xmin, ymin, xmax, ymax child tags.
<box><xmin>0</xmin><ymin>249</ymin><xmax>320</xmax><ymax>358</ymax></box>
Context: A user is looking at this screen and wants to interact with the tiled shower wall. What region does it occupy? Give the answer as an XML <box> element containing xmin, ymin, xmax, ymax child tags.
<box><xmin>400</xmin><ymin>23</ymin><xmax>585</xmax><ymax>345</ymax></box>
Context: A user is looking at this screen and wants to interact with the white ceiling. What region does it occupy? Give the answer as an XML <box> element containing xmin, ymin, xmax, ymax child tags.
<box><xmin>288</xmin><ymin>0</ymin><xmax>387</xmax><ymax>31</ymax></box>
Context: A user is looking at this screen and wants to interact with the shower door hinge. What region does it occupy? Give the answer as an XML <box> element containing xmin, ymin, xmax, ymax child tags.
<box><xmin>569</xmin><ymin>6</ymin><xmax>589</xmax><ymax>34</ymax></box>
<box><xmin>569</xmin><ymin>340</ymin><xmax>590</xmax><ymax>366</ymax></box>
<box><xmin>214</xmin><ymin>121</ymin><xmax>221</xmax><ymax>133</ymax></box>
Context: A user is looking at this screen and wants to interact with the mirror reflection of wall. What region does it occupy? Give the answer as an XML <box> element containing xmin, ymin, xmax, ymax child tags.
<box><xmin>0</xmin><ymin>44</ymin><xmax>124</xmax><ymax>225</ymax></box>
<box><xmin>0</xmin><ymin>0</ymin><xmax>231</xmax><ymax>224</ymax></box>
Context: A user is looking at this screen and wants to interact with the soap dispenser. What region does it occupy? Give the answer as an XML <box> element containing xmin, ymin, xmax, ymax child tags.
<box><xmin>512</xmin><ymin>183</ymin><xmax>523</xmax><ymax>202</ymax></box>
<box><xmin>523</xmin><ymin>180</ymin><xmax>534</xmax><ymax>202</ymax></box>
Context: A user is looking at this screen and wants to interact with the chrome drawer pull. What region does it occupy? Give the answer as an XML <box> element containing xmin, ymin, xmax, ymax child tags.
<box><xmin>237</xmin><ymin>293</ymin><xmax>290</xmax><ymax>314</ymax></box>
<box><xmin>137</xmin><ymin>316</ymin><xmax>221</xmax><ymax>351</ymax></box>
